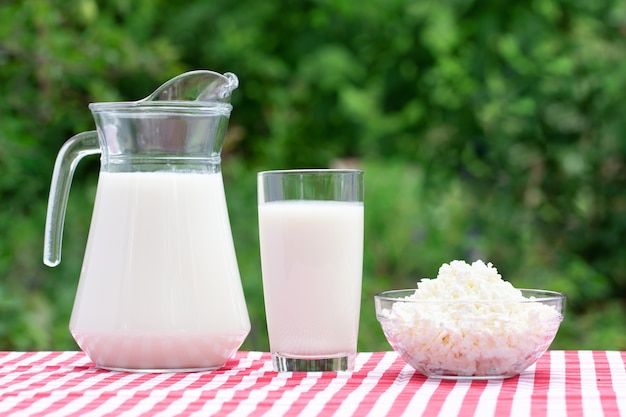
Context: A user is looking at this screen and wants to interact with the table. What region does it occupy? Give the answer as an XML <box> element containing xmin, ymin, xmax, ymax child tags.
<box><xmin>1</xmin><ymin>351</ymin><xmax>625</xmax><ymax>416</ymax></box>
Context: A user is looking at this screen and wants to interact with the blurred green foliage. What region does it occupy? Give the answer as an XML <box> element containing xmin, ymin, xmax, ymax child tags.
<box><xmin>1</xmin><ymin>0</ymin><xmax>625</xmax><ymax>352</ymax></box>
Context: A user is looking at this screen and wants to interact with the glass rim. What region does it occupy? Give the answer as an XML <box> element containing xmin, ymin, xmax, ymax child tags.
<box><xmin>258</xmin><ymin>168</ymin><xmax>363</xmax><ymax>176</ymax></box>
<box><xmin>374</xmin><ymin>288</ymin><xmax>565</xmax><ymax>303</ymax></box>
<box><xmin>89</xmin><ymin>101</ymin><xmax>233</xmax><ymax>114</ymax></box>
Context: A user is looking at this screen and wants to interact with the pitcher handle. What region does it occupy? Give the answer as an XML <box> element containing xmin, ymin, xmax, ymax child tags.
<box><xmin>44</xmin><ymin>131</ymin><xmax>101</xmax><ymax>267</ymax></box>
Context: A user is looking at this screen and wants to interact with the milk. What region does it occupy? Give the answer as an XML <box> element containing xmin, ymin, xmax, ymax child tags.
<box><xmin>258</xmin><ymin>200</ymin><xmax>363</xmax><ymax>358</ymax></box>
<box><xmin>70</xmin><ymin>171</ymin><xmax>250</xmax><ymax>371</ymax></box>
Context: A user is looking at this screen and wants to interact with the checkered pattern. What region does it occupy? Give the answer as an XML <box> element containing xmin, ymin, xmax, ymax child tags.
<box><xmin>1</xmin><ymin>350</ymin><xmax>625</xmax><ymax>416</ymax></box>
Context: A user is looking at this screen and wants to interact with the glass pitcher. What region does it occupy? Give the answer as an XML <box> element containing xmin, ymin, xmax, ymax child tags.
<box><xmin>44</xmin><ymin>70</ymin><xmax>250</xmax><ymax>372</ymax></box>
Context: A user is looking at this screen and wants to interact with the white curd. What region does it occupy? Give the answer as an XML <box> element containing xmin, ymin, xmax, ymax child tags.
<box><xmin>379</xmin><ymin>260</ymin><xmax>563</xmax><ymax>377</ymax></box>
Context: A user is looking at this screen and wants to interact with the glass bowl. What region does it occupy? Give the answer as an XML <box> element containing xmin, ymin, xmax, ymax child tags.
<box><xmin>374</xmin><ymin>289</ymin><xmax>565</xmax><ymax>379</ymax></box>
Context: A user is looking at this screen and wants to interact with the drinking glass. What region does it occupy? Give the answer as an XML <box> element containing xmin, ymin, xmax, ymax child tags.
<box><xmin>258</xmin><ymin>169</ymin><xmax>364</xmax><ymax>371</ymax></box>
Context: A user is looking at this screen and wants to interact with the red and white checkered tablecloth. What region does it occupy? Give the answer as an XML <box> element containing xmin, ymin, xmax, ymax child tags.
<box><xmin>0</xmin><ymin>350</ymin><xmax>625</xmax><ymax>416</ymax></box>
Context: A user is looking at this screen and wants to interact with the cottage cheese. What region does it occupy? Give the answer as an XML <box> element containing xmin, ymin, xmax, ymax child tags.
<box><xmin>379</xmin><ymin>260</ymin><xmax>563</xmax><ymax>377</ymax></box>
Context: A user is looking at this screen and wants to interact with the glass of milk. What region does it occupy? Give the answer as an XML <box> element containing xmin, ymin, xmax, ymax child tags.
<box><xmin>258</xmin><ymin>169</ymin><xmax>364</xmax><ymax>371</ymax></box>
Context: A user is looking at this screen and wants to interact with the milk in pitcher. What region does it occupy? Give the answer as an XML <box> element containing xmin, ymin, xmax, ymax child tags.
<box><xmin>70</xmin><ymin>171</ymin><xmax>250</xmax><ymax>371</ymax></box>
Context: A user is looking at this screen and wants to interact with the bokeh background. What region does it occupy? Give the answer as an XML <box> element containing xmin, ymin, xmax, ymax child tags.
<box><xmin>1</xmin><ymin>0</ymin><xmax>625</xmax><ymax>352</ymax></box>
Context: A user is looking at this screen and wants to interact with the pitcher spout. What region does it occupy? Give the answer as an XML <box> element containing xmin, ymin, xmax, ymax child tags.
<box><xmin>140</xmin><ymin>70</ymin><xmax>239</xmax><ymax>103</ymax></box>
